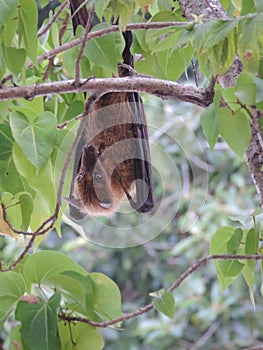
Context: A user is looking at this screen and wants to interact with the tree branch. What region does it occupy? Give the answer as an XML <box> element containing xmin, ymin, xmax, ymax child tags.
<box><xmin>0</xmin><ymin>77</ymin><xmax>213</xmax><ymax>107</ymax></box>
<box><xmin>74</xmin><ymin>4</ymin><xmax>94</xmax><ymax>86</ymax></box>
<box><xmin>58</xmin><ymin>254</ymin><xmax>263</xmax><ymax>327</ymax></box>
<box><xmin>1</xmin><ymin>21</ymin><xmax>189</xmax><ymax>85</ymax></box>
<box><xmin>37</xmin><ymin>0</ymin><xmax>70</xmax><ymax>38</ymax></box>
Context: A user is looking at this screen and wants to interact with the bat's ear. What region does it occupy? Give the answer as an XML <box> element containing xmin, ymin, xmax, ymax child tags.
<box><xmin>62</xmin><ymin>197</ymin><xmax>86</xmax><ymax>221</ymax></box>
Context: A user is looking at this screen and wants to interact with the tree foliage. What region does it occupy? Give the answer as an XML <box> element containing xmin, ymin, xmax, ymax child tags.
<box><xmin>0</xmin><ymin>0</ymin><xmax>263</xmax><ymax>349</ymax></box>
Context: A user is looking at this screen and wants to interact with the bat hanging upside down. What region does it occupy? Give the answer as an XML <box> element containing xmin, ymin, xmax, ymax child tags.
<box><xmin>67</xmin><ymin>89</ymin><xmax>154</xmax><ymax>220</ymax></box>
<box><xmin>65</xmin><ymin>3</ymin><xmax>154</xmax><ymax>220</ymax></box>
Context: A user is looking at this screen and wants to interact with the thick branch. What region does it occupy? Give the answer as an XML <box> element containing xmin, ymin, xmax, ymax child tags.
<box><xmin>0</xmin><ymin>77</ymin><xmax>212</xmax><ymax>107</ymax></box>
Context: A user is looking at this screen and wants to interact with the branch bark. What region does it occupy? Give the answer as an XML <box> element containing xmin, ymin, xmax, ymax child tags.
<box><xmin>0</xmin><ymin>77</ymin><xmax>213</xmax><ymax>107</ymax></box>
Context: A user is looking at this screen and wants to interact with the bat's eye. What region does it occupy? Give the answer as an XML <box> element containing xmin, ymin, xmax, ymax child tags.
<box><xmin>76</xmin><ymin>173</ymin><xmax>84</xmax><ymax>182</ymax></box>
<box><xmin>93</xmin><ymin>171</ymin><xmax>103</xmax><ymax>182</ymax></box>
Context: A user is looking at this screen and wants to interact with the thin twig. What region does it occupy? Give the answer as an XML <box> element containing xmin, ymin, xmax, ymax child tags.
<box><xmin>58</xmin><ymin>254</ymin><xmax>263</xmax><ymax>328</ymax></box>
<box><xmin>194</xmin><ymin>322</ymin><xmax>220</xmax><ymax>349</ymax></box>
<box><xmin>42</xmin><ymin>58</ymin><xmax>54</xmax><ymax>81</ymax></box>
<box><xmin>0</xmin><ymin>234</ymin><xmax>37</xmax><ymax>271</ymax></box>
<box><xmin>75</xmin><ymin>5</ymin><xmax>94</xmax><ymax>86</ymax></box>
<box><xmin>38</xmin><ymin>0</ymin><xmax>70</xmax><ymax>38</ymax></box>
<box><xmin>191</xmin><ymin>59</ymin><xmax>199</xmax><ymax>87</ymax></box>
<box><xmin>57</xmin><ymin>112</ymin><xmax>83</xmax><ymax>129</ymax></box>
<box><xmin>205</xmin><ymin>0</ymin><xmax>220</xmax><ymax>18</ymax></box>
<box><xmin>1</xmin><ymin>21</ymin><xmax>189</xmax><ymax>85</ymax></box>
<box><xmin>1</xmin><ymin>203</ymin><xmax>33</xmax><ymax>236</ymax></box>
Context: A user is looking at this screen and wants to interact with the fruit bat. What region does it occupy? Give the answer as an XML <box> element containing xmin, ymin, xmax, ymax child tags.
<box><xmin>66</xmin><ymin>2</ymin><xmax>154</xmax><ymax>220</ymax></box>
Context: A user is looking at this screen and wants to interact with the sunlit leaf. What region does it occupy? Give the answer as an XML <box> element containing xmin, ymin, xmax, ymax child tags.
<box><xmin>22</xmin><ymin>251</ymin><xmax>87</xmax><ymax>285</ymax></box>
<box><xmin>94</xmin><ymin>0</ymin><xmax>110</xmax><ymax>20</ymax></box>
<box><xmin>210</xmin><ymin>226</ymin><xmax>237</xmax><ymax>290</ymax></box>
<box><xmin>217</xmin><ymin>108</ymin><xmax>251</xmax><ymax>158</ymax></box>
<box><xmin>200</xmin><ymin>18</ymin><xmax>238</xmax><ymax>52</ymax></box>
<box><xmin>91</xmin><ymin>272</ymin><xmax>122</xmax><ymax>321</ymax></box>
<box><xmin>0</xmin><ymin>0</ymin><xmax>18</xmax><ymax>27</ymax></box>
<box><xmin>18</xmin><ymin>0</ymin><xmax>38</xmax><ymax>64</ymax></box>
<box><xmin>235</xmin><ymin>72</ymin><xmax>256</xmax><ymax>105</ymax></box>
<box><xmin>10</xmin><ymin>111</ymin><xmax>57</xmax><ymax>172</ymax></box>
<box><xmin>3</xmin><ymin>46</ymin><xmax>26</xmax><ymax>75</ymax></box>
<box><xmin>0</xmin><ymin>271</ymin><xmax>26</xmax><ymax>327</ymax></box>
<box><xmin>153</xmin><ymin>292</ymin><xmax>175</xmax><ymax>319</ymax></box>
<box><xmin>85</xmin><ymin>24</ymin><xmax>124</xmax><ymax>75</ymax></box>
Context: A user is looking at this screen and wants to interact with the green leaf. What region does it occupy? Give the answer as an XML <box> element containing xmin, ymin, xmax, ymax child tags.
<box><xmin>59</xmin><ymin>322</ymin><xmax>104</xmax><ymax>350</ymax></box>
<box><xmin>217</xmin><ymin>108</ymin><xmax>251</xmax><ymax>158</ymax></box>
<box><xmin>18</xmin><ymin>0</ymin><xmax>38</xmax><ymax>64</ymax></box>
<box><xmin>235</xmin><ymin>72</ymin><xmax>256</xmax><ymax>105</ymax></box>
<box><xmin>38</xmin><ymin>0</ymin><xmax>50</xmax><ymax>7</ymax></box>
<box><xmin>0</xmin><ymin>271</ymin><xmax>26</xmax><ymax>327</ymax></box>
<box><xmin>153</xmin><ymin>292</ymin><xmax>175</xmax><ymax>319</ymax></box>
<box><xmin>19</xmin><ymin>192</ymin><xmax>34</xmax><ymax>231</ymax></box>
<box><xmin>218</xmin><ymin>259</ymin><xmax>244</xmax><ymax>278</ymax></box>
<box><xmin>22</xmin><ymin>251</ymin><xmax>87</xmax><ymax>285</ymax></box>
<box><xmin>242</xmin><ymin>261</ymin><xmax>256</xmax><ymax>307</ymax></box>
<box><xmin>53</xmin><ymin>271</ymin><xmax>95</xmax><ymax>318</ymax></box>
<box><xmin>148</xmin><ymin>30</ymin><xmax>182</xmax><ymax>52</ymax></box>
<box><xmin>10</xmin><ymin>111</ymin><xmax>57</xmax><ymax>172</ymax></box>
<box><xmin>220</xmin><ymin>0</ymin><xmax>231</xmax><ymax>10</ymax></box>
<box><xmin>0</xmin><ymin>192</ymin><xmax>33</xmax><ymax>232</ymax></box>
<box><xmin>85</xmin><ymin>24</ymin><xmax>124</xmax><ymax>75</ymax></box>
<box><xmin>15</xmin><ymin>292</ymin><xmax>61</xmax><ymax>350</ymax></box>
<box><xmin>0</xmin><ymin>124</ymin><xmax>27</xmax><ymax>194</ymax></box>
<box><xmin>245</xmin><ymin>228</ymin><xmax>259</xmax><ymax>255</ymax></box>
<box><xmin>201</xmin><ymin>104</ymin><xmax>218</xmax><ymax>150</ymax></box>
<box><xmin>241</xmin><ymin>0</ymin><xmax>256</xmax><ymax>15</ymax></box>
<box><xmin>200</xmin><ymin>18</ymin><xmax>238</xmax><ymax>52</ymax></box>
<box><xmin>95</xmin><ymin>0</ymin><xmax>110</xmax><ymax>20</ymax></box>
<box><xmin>208</xmin><ymin>29</ymin><xmax>237</xmax><ymax>74</ymax></box>
<box><xmin>254</xmin><ymin>77</ymin><xmax>263</xmax><ymax>103</ymax></box>
<box><xmin>227</xmin><ymin>228</ymin><xmax>243</xmax><ymax>254</ymax></box>
<box><xmin>91</xmin><ymin>272</ymin><xmax>122</xmax><ymax>321</ymax></box>
<box><xmin>166</xmin><ymin>45</ymin><xmax>193</xmax><ymax>81</ymax></box>
<box><xmin>238</xmin><ymin>13</ymin><xmax>263</xmax><ymax>73</ymax></box>
<box><xmin>2</xmin><ymin>14</ymin><xmax>19</xmax><ymax>46</ymax></box>
<box><xmin>0</xmin><ymin>100</ymin><xmax>11</xmax><ymax>122</ymax></box>
<box><xmin>0</xmin><ymin>0</ymin><xmax>18</xmax><ymax>27</ymax></box>
<box><xmin>211</xmin><ymin>226</ymin><xmax>235</xmax><ymax>254</ymax></box>
<box><xmin>210</xmin><ymin>226</ymin><xmax>237</xmax><ymax>290</ymax></box>
<box><xmin>12</xmin><ymin>142</ymin><xmax>57</xmax><ymax>227</ymax></box>
<box><xmin>242</xmin><ymin>228</ymin><xmax>259</xmax><ymax>307</ymax></box>
<box><xmin>4</xmin><ymin>46</ymin><xmax>26</xmax><ymax>75</ymax></box>
<box><xmin>222</xmin><ymin>87</ymin><xmax>239</xmax><ymax>111</ymax></box>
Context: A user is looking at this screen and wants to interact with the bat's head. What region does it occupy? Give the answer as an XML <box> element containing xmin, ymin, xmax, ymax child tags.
<box><xmin>73</xmin><ymin>144</ymin><xmax>124</xmax><ymax>217</ymax></box>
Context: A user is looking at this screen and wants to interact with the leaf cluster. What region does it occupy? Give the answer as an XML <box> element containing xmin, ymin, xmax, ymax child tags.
<box><xmin>1</xmin><ymin>251</ymin><xmax>121</xmax><ymax>350</ymax></box>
